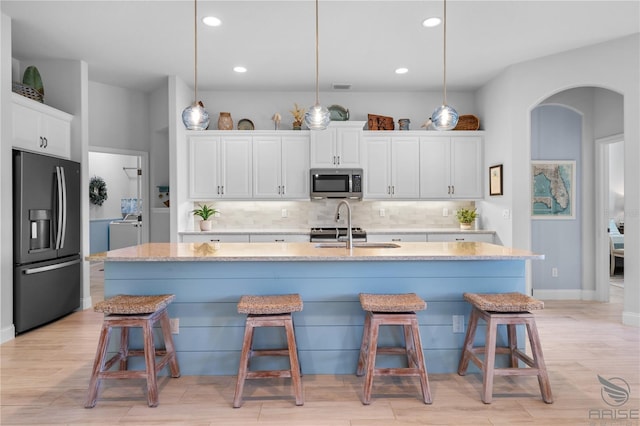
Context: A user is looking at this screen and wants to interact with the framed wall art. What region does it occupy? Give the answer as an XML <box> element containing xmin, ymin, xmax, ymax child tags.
<box><xmin>531</xmin><ymin>160</ymin><xmax>576</xmax><ymax>219</ymax></box>
<box><xmin>489</xmin><ymin>164</ymin><xmax>503</xmax><ymax>196</ymax></box>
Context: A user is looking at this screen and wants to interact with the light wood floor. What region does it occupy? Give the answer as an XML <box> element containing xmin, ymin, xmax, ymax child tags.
<box><xmin>1</xmin><ymin>263</ymin><xmax>637</xmax><ymax>425</ymax></box>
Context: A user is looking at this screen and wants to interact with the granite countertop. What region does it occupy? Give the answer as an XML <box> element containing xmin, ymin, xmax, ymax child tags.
<box><xmin>179</xmin><ymin>228</ymin><xmax>496</xmax><ymax>235</ymax></box>
<box><xmin>88</xmin><ymin>242</ymin><xmax>542</xmax><ymax>262</ymax></box>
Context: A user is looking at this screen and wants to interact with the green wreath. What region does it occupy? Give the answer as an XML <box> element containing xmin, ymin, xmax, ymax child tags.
<box><xmin>89</xmin><ymin>176</ymin><xmax>108</xmax><ymax>206</ymax></box>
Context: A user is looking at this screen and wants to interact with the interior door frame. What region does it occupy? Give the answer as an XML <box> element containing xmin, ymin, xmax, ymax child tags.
<box><xmin>594</xmin><ymin>133</ymin><xmax>624</xmax><ymax>302</ymax></box>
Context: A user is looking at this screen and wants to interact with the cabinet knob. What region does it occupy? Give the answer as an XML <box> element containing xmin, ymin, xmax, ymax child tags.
<box><xmin>43</xmin><ymin>137</ymin><xmax>48</xmax><ymax>148</ymax></box>
<box><xmin>336</xmin><ymin>156</ymin><xmax>340</xmax><ymax>165</ymax></box>
<box><xmin>451</xmin><ymin>185</ymin><xmax>455</xmax><ymax>194</ymax></box>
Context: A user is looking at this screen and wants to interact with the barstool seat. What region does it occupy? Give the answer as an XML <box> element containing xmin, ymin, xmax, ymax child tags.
<box><xmin>85</xmin><ymin>294</ymin><xmax>180</xmax><ymax>408</ymax></box>
<box><xmin>233</xmin><ymin>294</ymin><xmax>303</xmax><ymax>408</ymax></box>
<box><xmin>356</xmin><ymin>293</ymin><xmax>432</xmax><ymax>405</ymax></box>
<box><xmin>458</xmin><ymin>292</ymin><xmax>553</xmax><ymax>404</ymax></box>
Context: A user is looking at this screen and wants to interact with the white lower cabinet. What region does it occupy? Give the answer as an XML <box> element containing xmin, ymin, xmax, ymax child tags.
<box><xmin>249</xmin><ymin>234</ymin><xmax>309</xmax><ymax>243</ymax></box>
<box><xmin>427</xmin><ymin>233</ymin><xmax>494</xmax><ymax>243</ymax></box>
<box><xmin>12</xmin><ymin>93</ymin><xmax>72</xmax><ymax>159</ymax></box>
<box><xmin>367</xmin><ymin>233</ymin><xmax>427</xmax><ymax>242</ymax></box>
<box><xmin>181</xmin><ymin>234</ymin><xmax>250</xmax><ymax>243</ymax></box>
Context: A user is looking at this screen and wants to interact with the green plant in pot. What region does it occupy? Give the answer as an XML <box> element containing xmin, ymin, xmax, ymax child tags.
<box><xmin>456</xmin><ymin>208</ymin><xmax>477</xmax><ymax>230</ymax></box>
<box><xmin>192</xmin><ymin>203</ymin><xmax>218</xmax><ymax>231</ymax></box>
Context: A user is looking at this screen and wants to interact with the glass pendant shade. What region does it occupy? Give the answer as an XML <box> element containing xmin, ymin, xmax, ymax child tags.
<box><xmin>304</xmin><ymin>103</ymin><xmax>330</xmax><ymax>130</ymax></box>
<box><xmin>182</xmin><ymin>101</ymin><xmax>210</xmax><ymax>131</ymax></box>
<box><xmin>430</xmin><ymin>104</ymin><xmax>459</xmax><ymax>131</ymax></box>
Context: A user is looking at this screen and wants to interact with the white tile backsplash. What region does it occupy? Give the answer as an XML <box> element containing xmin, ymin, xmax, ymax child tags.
<box><xmin>192</xmin><ymin>200</ymin><xmax>475</xmax><ymax>231</ymax></box>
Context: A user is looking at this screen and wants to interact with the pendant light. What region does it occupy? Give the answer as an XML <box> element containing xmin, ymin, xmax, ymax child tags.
<box><xmin>429</xmin><ymin>0</ymin><xmax>458</xmax><ymax>131</ymax></box>
<box><xmin>182</xmin><ymin>0</ymin><xmax>210</xmax><ymax>130</ymax></box>
<box><xmin>304</xmin><ymin>0</ymin><xmax>330</xmax><ymax>130</ymax></box>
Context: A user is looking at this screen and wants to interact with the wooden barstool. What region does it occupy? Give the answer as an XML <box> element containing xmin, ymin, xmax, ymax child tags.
<box><xmin>457</xmin><ymin>292</ymin><xmax>553</xmax><ymax>404</ymax></box>
<box><xmin>85</xmin><ymin>294</ymin><xmax>180</xmax><ymax>408</ymax></box>
<box><xmin>356</xmin><ymin>293</ymin><xmax>432</xmax><ymax>405</ymax></box>
<box><xmin>233</xmin><ymin>294</ymin><xmax>303</xmax><ymax>408</ymax></box>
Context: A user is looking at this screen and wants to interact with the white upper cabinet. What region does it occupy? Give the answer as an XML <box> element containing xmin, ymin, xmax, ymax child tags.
<box><xmin>420</xmin><ymin>135</ymin><xmax>483</xmax><ymax>199</ymax></box>
<box><xmin>188</xmin><ymin>135</ymin><xmax>252</xmax><ymax>199</ymax></box>
<box><xmin>363</xmin><ymin>135</ymin><xmax>420</xmax><ymax>199</ymax></box>
<box><xmin>309</xmin><ymin>121</ymin><xmax>365</xmax><ymax>168</ymax></box>
<box><xmin>253</xmin><ymin>135</ymin><xmax>309</xmax><ymax>199</ymax></box>
<box><xmin>12</xmin><ymin>93</ymin><xmax>72</xmax><ymax>159</ymax></box>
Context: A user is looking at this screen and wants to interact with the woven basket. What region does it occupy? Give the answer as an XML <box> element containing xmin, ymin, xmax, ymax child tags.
<box><xmin>12</xmin><ymin>82</ymin><xmax>43</xmax><ymax>103</ymax></box>
<box><xmin>453</xmin><ymin>114</ymin><xmax>479</xmax><ymax>131</ymax></box>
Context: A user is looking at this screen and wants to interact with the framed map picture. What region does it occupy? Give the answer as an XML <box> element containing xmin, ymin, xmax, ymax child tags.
<box><xmin>531</xmin><ymin>160</ymin><xmax>576</xmax><ymax>219</ymax></box>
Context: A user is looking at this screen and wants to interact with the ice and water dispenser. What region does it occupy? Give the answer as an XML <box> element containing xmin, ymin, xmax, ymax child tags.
<box><xmin>29</xmin><ymin>209</ymin><xmax>52</xmax><ymax>253</ymax></box>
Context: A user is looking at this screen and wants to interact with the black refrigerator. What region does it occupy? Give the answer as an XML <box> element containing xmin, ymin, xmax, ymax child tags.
<box><xmin>13</xmin><ymin>150</ymin><xmax>81</xmax><ymax>334</ymax></box>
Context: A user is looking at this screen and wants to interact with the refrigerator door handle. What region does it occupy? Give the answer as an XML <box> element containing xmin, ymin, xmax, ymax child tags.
<box><xmin>60</xmin><ymin>166</ymin><xmax>67</xmax><ymax>249</ymax></box>
<box><xmin>55</xmin><ymin>166</ymin><xmax>63</xmax><ymax>249</ymax></box>
<box><xmin>22</xmin><ymin>258</ymin><xmax>81</xmax><ymax>275</ymax></box>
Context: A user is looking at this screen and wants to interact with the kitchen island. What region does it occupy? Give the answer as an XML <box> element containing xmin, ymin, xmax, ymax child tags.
<box><xmin>90</xmin><ymin>242</ymin><xmax>543</xmax><ymax>375</ymax></box>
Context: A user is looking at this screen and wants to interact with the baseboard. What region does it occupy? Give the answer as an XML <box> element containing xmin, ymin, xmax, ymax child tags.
<box><xmin>622</xmin><ymin>311</ymin><xmax>640</xmax><ymax>327</ymax></box>
<box><xmin>1</xmin><ymin>324</ymin><xmax>15</xmax><ymax>344</ymax></box>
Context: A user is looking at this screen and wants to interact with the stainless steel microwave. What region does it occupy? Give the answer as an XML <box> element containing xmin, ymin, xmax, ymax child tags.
<box><xmin>310</xmin><ymin>168</ymin><xmax>363</xmax><ymax>199</ymax></box>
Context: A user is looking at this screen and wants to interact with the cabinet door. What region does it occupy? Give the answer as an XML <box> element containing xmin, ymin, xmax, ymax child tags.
<box><xmin>450</xmin><ymin>137</ymin><xmax>483</xmax><ymax>199</ymax></box>
<box><xmin>281</xmin><ymin>135</ymin><xmax>310</xmax><ymax>199</ymax></box>
<box><xmin>40</xmin><ymin>114</ymin><xmax>71</xmax><ymax>158</ymax></box>
<box><xmin>188</xmin><ymin>137</ymin><xmax>220</xmax><ymax>199</ymax></box>
<box><xmin>253</xmin><ymin>136</ymin><xmax>282</xmax><ymax>198</ymax></box>
<box><xmin>220</xmin><ymin>136</ymin><xmax>253</xmax><ymax>198</ymax></box>
<box><xmin>363</xmin><ymin>137</ymin><xmax>392</xmax><ymax>198</ymax></box>
<box><xmin>309</xmin><ymin>128</ymin><xmax>336</xmax><ymax>167</ymax></box>
<box><xmin>419</xmin><ymin>137</ymin><xmax>451</xmax><ymax>198</ymax></box>
<box><xmin>391</xmin><ymin>137</ymin><xmax>420</xmax><ymax>198</ymax></box>
<box><xmin>12</xmin><ymin>102</ymin><xmax>42</xmax><ymax>151</ymax></box>
<box><xmin>336</xmin><ymin>127</ymin><xmax>362</xmax><ymax>167</ymax></box>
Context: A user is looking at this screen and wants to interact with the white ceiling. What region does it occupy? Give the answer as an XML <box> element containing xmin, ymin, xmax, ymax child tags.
<box><xmin>3</xmin><ymin>1</ymin><xmax>639</xmax><ymax>93</ymax></box>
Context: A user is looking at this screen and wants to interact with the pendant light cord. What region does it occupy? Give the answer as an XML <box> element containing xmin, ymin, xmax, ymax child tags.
<box><xmin>314</xmin><ymin>0</ymin><xmax>320</xmax><ymax>106</ymax></box>
<box><xmin>442</xmin><ymin>0</ymin><xmax>447</xmax><ymax>105</ymax></box>
<box><xmin>193</xmin><ymin>0</ymin><xmax>198</xmax><ymax>102</ymax></box>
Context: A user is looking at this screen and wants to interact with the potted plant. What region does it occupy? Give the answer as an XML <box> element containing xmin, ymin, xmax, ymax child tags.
<box><xmin>456</xmin><ymin>208</ymin><xmax>477</xmax><ymax>230</ymax></box>
<box><xmin>192</xmin><ymin>203</ymin><xmax>218</xmax><ymax>231</ymax></box>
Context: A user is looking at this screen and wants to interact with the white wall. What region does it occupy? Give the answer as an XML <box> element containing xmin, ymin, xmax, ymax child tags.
<box><xmin>476</xmin><ymin>34</ymin><xmax>639</xmax><ymax>326</ymax></box>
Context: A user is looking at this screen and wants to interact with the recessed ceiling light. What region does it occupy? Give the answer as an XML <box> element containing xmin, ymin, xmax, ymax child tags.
<box><xmin>202</xmin><ymin>16</ymin><xmax>221</xmax><ymax>27</ymax></box>
<box><xmin>395</xmin><ymin>68</ymin><xmax>409</xmax><ymax>74</ymax></box>
<box><xmin>422</xmin><ymin>17</ymin><xmax>441</xmax><ymax>27</ymax></box>
<box><xmin>233</xmin><ymin>66</ymin><xmax>247</xmax><ymax>73</ymax></box>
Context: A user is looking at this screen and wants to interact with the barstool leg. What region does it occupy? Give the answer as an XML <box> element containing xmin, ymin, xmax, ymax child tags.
<box><xmin>409</xmin><ymin>317</ymin><xmax>432</xmax><ymax>404</ymax></box>
<box><xmin>458</xmin><ymin>307</ymin><xmax>479</xmax><ymax>375</ymax></box>
<box><xmin>85</xmin><ymin>323</ymin><xmax>111</xmax><ymax>408</ymax></box>
<box><xmin>159</xmin><ymin>311</ymin><xmax>181</xmax><ymax>378</ymax></box>
<box><xmin>362</xmin><ymin>315</ymin><xmax>380</xmax><ymax>405</ymax></box>
<box><xmin>481</xmin><ymin>316</ymin><xmax>498</xmax><ymax>404</ymax></box>
<box><xmin>142</xmin><ymin>320</ymin><xmax>159</xmax><ymax>407</ymax></box>
<box><xmin>356</xmin><ymin>311</ymin><xmax>372</xmax><ymax>377</ymax></box>
<box><xmin>507</xmin><ymin>324</ymin><xmax>518</xmax><ymax>368</ymax></box>
<box><xmin>284</xmin><ymin>317</ymin><xmax>303</xmax><ymax>406</ymax></box>
<box><xmin>233</xmin><ymin>319</ymin><xmax>255</xmax><ymax>408</ymax></box>
<box><xmin>526</xmin><ymin>320</ymin><xmax>553</xmax><ymax>403</ymax></box>
<box><xmin>118</xmin><ymin>327</ymin><xmax>129</xmax><ymax>370</ymax></box>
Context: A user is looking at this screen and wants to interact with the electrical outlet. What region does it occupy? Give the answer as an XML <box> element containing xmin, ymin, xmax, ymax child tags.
<box><xmin>443</xmin><ymin>208</ymin><xmax>448</xmax><ymax>216</ymax></box>
<box><xmin>281</xmin><ymin>209</ymin><xmax>288</xmax><ymax>218</ymax></box>
<box><xmin>552</xmin><ymin>267</ymin><xmax>558</xmax><ymax>277</ymax></box>
<box><xmin>170</xmin><ymin>318</ymin><xmax>179</xmax><ymax>334</ymax></box>
<box><xmin>502</xmin><ymin>209</ymin><xmax>510</xmax><ymax>219</ymax></box>
<box><xmin>453</xmin><ymin>315</ymin><xmax>465</xmax><ymax>333</ymax></box>
<box><xmin>214</xmin><ymin>211</ymin><xmax>220</xmax><ymax>217</ymax></box>
<box><xmin>379</xmin><ymin>208</ymin><xmax>385</xmax><ymax>217</ymax></box>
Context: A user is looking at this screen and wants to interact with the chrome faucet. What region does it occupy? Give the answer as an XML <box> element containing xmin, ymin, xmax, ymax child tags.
<box><xmin>335</xmin><ymin>200</ymin><xmax>353</xmax><ymax>249</ymax></box>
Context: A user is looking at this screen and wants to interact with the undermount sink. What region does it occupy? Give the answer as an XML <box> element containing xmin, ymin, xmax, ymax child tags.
<box><xmin>314</xmin><ymin>242</ymin><xmax>401</xmax><ymax>249</ymax></box>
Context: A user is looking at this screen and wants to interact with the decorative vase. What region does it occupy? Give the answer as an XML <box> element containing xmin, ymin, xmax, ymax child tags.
<box><xmin>292</xmin><ymin>121</ymin><xmax>302</xmax><ymax>130</ymax></box>
<box><xmin>218</xmin><ymin>112</ymin><xmax>233</xmax><ymax>130</ymax></box>
<box><xmin>459</xmin><ymin>222</ymin><xmax>472</xmax><ymax>230</ymax></box>
<box><xmin>199</xmin><ymin>220</ymin><xmax>212</xmax><ymax>231</ymax></box>
<box><xmin>398</xmin><ymin>118</ymin><xmax>410</xmax><ymax>130</ymax></box>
